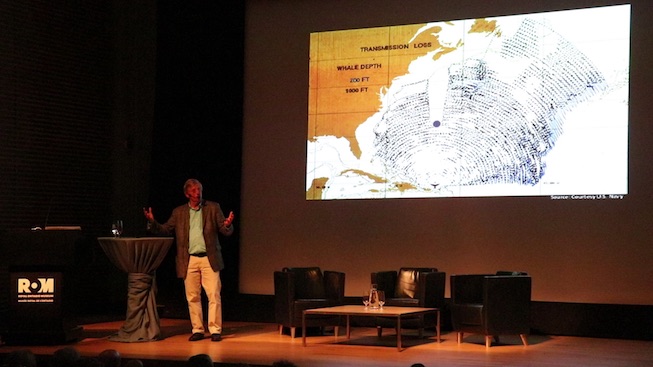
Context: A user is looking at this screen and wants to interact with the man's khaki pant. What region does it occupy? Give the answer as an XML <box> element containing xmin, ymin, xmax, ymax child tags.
<box><xmin>185</xmin><ymin>256</ymin><xmax>222</xmax><ymax>335</ymax></box>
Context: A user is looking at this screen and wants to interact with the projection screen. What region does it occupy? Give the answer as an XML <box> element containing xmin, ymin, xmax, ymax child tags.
<box><xmin>241</xmin><ymin>0</ymin><xmax>653</xmax><ymax>305</ymax></box>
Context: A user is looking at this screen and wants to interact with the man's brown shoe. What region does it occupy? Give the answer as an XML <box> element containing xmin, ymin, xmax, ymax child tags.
<box><xmin>211</xmin><ymin>333</ymin><xmax>222</xmax><ymax>342</ymax></box>
<box><xmin>189</xmin><ymin>333</ymin><xmax>205</xmax><ymax>341</ymax></box>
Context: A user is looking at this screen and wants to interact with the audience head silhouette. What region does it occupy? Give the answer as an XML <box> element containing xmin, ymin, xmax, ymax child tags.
<box><xmin>50</xmin><ymin>347</ymin><xmax>81</xmax><ymax>367</ymax></box>
<box><xmin>187</xmin><ymin>354</ymin><xmax>213</xmax><ymax>367</ymax></box>
<box><xmin>72</xmin><ymin>357</ymin><xmax>103</xmax><ymax>367</ymax></box>
<box><xmin>272</xmin><ymin>360</ymin><xmax>298</xmax><ymax>367</ymax></box>
<box><xmin>124</xmin><ymin>360</ymin><xmax>144</xmax><ymax>367</ymax></box>
<box><xmin>3</xmin><ymin>349</ymin><xmax>37</xmax><ymax>367</ymax></box>
<box><xmin>98</xmin><ymin>349</ymin><xmax>121</xmax><ymax>367</ymax></box>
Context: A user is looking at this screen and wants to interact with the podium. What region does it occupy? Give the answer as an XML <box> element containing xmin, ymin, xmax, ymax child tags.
<box><xmin>0</xmin><ymin>229</ymin><xmax>84</xmax><ymax>345</ymax></box>
<box><xmin>98</xmin><ymin>237</ymin><xmax>173</xmax><ymax>342</ymax></box>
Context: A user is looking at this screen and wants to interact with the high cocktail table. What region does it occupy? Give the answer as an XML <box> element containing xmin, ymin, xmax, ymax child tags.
<box><xmin>98</xmin><ymin>237</ymin><xmax>173</xmax><ymax>342</ymax></box>
<box><xmin>302</xmin><ymin>305</ymin><xmax>440</xmax><ymax>351</ymax></box>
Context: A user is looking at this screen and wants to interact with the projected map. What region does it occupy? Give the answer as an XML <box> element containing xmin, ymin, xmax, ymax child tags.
<box><xmin>306</xmin><ymin>5</ymin><xmax>630</xmax><ymax>200</ymax></box>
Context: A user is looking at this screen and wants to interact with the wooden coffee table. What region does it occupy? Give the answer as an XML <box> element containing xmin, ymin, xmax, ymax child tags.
<box><xmin>302</xmin><ymin>305</ymin><xmax>440</xmax><ymax>351</ymax></box>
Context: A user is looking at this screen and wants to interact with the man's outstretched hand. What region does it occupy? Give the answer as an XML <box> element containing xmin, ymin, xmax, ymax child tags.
<box><xmin>224</xmin><ymin>211</ymin><xmax>235</xmax><ymax>227</ymax></box>
<box><xmin>143</xmin><ymin>207</ymin><xmax>154</xmax><ymax>222</ymax></box>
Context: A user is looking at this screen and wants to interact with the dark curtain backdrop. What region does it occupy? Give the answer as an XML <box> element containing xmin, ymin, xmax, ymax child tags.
<box><xmin>0</xmin><ymin>1</ymin><xmax>113</xmax><ymax>234</ymax></box>
<box><xmin>150</xmin><ymin>1</ymin><xmax>244</xmax><ymax>313</ymax></box>
<box><xmin>0</xmin><ymin>0</ymin><xmax>244</xmax><ymax>324</ymax></box>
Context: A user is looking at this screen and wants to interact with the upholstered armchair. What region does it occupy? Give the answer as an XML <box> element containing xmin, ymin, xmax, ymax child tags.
<box><xmin>274</xmin><ymin>267</ymin><xmax>345</xmax><ymax>338</ymax></box>
<box><xmin>450</xmin><ymin>271</ymin><xmax>531</xmax><ymax>347</ymax></box>
<box><xmin>370</xmin><ymin>267</ymin><xmax>446</xmax><ymax>336</ymax></box>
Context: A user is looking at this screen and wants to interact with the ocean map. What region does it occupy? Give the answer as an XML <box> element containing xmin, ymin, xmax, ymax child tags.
<box><xmin>306</xmin><ymin>5</ymin><xmax>630</xmax><ymax>200</ymax></box>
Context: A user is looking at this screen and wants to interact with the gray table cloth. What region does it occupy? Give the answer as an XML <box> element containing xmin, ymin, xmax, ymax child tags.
<box><xmin>98</xmin><ymin>237</ymin><xmax>173</xmax><ymax>342</ymax></box>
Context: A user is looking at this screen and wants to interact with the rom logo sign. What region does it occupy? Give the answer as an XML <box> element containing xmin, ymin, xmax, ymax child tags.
<box><xmin>17</xmin><ymin>277</ymin><xmax>55</xmax><ymax>294</ymax></box>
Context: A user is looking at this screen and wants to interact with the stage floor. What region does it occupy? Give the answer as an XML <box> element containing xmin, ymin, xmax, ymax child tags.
<box><xmin>1</xmin><ymin>318</ymin><xmax>653</xmax><ymax>367</ymax></box>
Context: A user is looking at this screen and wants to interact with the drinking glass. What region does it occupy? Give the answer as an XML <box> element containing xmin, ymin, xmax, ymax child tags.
<box><xmin>377</xmin><ymin>290</ymin><xmax>385</xmax><ymax>308</ymax></box>
<box><xmin>363</xmin><ymin>291</ymin><xmax>370</xmax><ymax>307</ymax></box>
<box><xmin>111</xmin><ymin>220</ymin><xmax>123</xmax><ymax>237</ymax></box>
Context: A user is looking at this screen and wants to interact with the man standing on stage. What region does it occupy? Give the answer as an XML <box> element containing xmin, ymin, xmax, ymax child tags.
<box><xmin>144</xmin><ymin>178</ymin><xmax>234</xmax><ymax>342</ymax></box>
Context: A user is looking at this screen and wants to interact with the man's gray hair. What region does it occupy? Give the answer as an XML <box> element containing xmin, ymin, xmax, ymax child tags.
<box><xmin>183</xmin><ymin>178</ymin><xmax>203</xmax><ymax>193</ymax></box>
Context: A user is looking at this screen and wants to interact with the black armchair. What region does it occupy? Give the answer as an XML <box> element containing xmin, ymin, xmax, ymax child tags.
<box><xmin>450</xmin><ymin>271</ymin><xmax>531</xmax><ymax>347</ymax></box>
<box><xmin>370</xmin><ymin>267</ymin><xmax>446</xmax><ymax>336</ymax></box>
<box><xmin>274</xmin><ymin>267</ymin><xmax>345</xmax><ymax>338</ymax></box>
